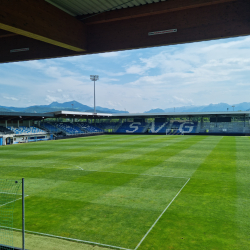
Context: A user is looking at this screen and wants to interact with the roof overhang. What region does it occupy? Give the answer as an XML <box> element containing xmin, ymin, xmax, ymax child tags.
<box><xmin>0</xmin><ymin>110</ymin><xmax>249</xmax><ymax>121</ymax></box>
<box><xmin>0</xmin><ymin>112</ymin><xmax>54</xmax><ymax>120</ymax></box>
<box><xmin>53</xmin><ymin>110</ymin><xmax>112</xmax><ymax>118</ymax></box>
<box><xmin>1</xmin><ymin>0</ymin><xmax>249</xmax><ymax>63</ymax></box>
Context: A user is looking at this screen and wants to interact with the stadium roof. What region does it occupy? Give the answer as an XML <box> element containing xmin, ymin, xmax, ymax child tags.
<box><xmin>46</xmin><ymin>0</ymin><xmax>168</xmax><ymax>16</ymax></box>
<box><xmin>53</xmin><ymin>111</ymin><xmax>112</xmax><ymax>118</ymax></box>
<box><xmin>0</xmin><ymin>110</ymin><xmax>250</xmax><ymax>121</ymax></box>
<box><xmin>1</xmin><ymin>0</ymin><xmax>249</xmax><ymax>63</ymax></box>
<box><xmin>0</xmin><ymin>112</ymin><xmax>54</xmax><ymax>120</ymax></box>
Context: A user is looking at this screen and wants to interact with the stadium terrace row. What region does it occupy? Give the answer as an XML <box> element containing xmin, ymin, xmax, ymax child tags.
<box><xmin>0</xmin><ymin>122</ymin><xmax>104</xmax><ymax>145</ymax></box>
<box><xmin>40</xmin><ymin>122</ymin><xmax>103</xmax><ymax>135</ymax></box>
<box><xmin>1</xmin><ymin>120</ymin><xmax>250</xmax><ymax>137</ymax></box>
<box><xmin>0</xmin><ymin>123</ymin><xmax>103</xmax><ymax>136</ymax></box>
<box><xmin>116</xmin><ymin>121</ymin><xmax>198</xmax><ymax>134</ymax></box>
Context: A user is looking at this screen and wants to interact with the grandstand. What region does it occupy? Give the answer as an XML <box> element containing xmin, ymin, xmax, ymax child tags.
<box><xmin>8</xmin><ymin>126</ymin><xmax>47</xmax><ymax>135</ymax></box>
<box><xmin>52</xmin><ymin>122</ymin><xmax>85</xmax><ymax>135</ymax></box>
<box><xmin>169</xmin><ymin>121</ymin><xmax>198</xmax><ymax>134</ymax></box>
<box><xmin>199</xmin><ymin>121</ymin><xmax>250</xmax><ymax>134</ymax></box>
<box><xmin>0</xmin><ymin>110</ymin><xmax>250</xmax><ymax>146</ymax></box>
<box><xmin>0</xmin><ymin>126</ymin><xmax>14</xmax><ymax>135</ymax></box>
<box><xmin>75</xmin><ymin>122</ymin><xmax>103</xmax><ymax>133</ymax></box>
<box><xmin>149</xmin><ymin>121</ymin><xmax>170</xmax><ymax>134</ymax></box>
<box><xmin>116</xmin><ymin>121</ymin><xmax>148</xmax><ymax>133</ymax></box>
<box><xmin>114</xmin><ymin>120</ymin><xmax>199</xmax><ymax>135</ymax></box>
<box><xmin>39</xmin><ymin>122</ymin><xmax>61</xmax><ymax>133</ymax></box>
<box><xmin>38</xmin><ymin>121</ymin><xmax>103</xmax><ymax>135</ymax></box>
<box><xmin>96</xmin><ymin>122</ymin><xmax>120</xmax><ymax>132</ymax></box>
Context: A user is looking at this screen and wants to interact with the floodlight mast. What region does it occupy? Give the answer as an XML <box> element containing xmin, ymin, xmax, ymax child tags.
<box><xmin>90</xmin><ymin>75</ymin><xmax>99</xmax><ymax>114</ymax></box>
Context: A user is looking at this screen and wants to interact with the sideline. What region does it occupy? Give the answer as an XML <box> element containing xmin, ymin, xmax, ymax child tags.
<box><xmin>0</xmin><ymin>226</ymin><xmax>132</xmax><ymax>250</ymax></box>
<box><xmin>134</xmin><ymin>178</ymin><xmax>190</xmax><ymax>250</ymax></box>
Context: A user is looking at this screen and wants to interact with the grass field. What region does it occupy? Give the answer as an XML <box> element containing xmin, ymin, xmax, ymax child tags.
<box><xmin>0</xmin><ymin>135</ymin><xmax>249</xmax><ymax>250</ymax></box>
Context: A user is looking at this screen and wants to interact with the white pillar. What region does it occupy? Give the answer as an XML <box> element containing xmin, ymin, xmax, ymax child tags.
<box><xmin>5</xmin><ymin>120</ymin><xmax>7</xmax><ymax>128</ymax></box>
<box><xmin>17</xmin><ymin>120</ymin><xmax>19</xmax><ymax>128</ymax></box>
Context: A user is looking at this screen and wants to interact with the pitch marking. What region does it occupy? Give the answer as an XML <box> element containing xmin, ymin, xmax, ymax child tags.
<box><xmin>0</xmin><ymin>226</ymin><xmax>132</xmax><ymax>250</ymax></box>
<box><xmin>0</xmin><ymin>192</ymin><xmax>20</xmax><ymax>195</ymax></box>
<box><xmin>0</xmin><ymin>195</ymin><xmax>29</xmax><ymax>207</ymax></box>
<box><xmin>134</xmin><ymin>178</ymin><xmax>190</xmax><ymax>250</ymax></box>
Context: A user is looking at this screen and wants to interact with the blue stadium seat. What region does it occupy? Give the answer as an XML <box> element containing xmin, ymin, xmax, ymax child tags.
<box><xmin>41</xmin><ymin>122</ymin><xmax>60</xmax><ymax>133</ymax></box>
<box><xmin>97</xmin><ymin>122</ymin><xmax>119</xmax><ymax>130</ymax></box>
<box><xmin>149</xmin><ymin>122</ymin><xmax>169</xmax><ymax>133</ymax></box>
<box><xmin>116</xmin><ymin>122</ymin><xmax>147</xmax><ymax>133</ymax></box>
<box><xmin>75</xmin><ymin>123</ymin><xmax>103</xmax><ymax>133</ymax></box>
<box><xmin>170</xmin><ymin>121</ymin><xmax>197</xmax><ymax>134</ymax></box>
<box><xmin>8</xmin><ymin>126</ymin><xmax>47</xmax><ymax>135</ymax></box>
<box><xmin>53</xmin><ymin>122</ymin><xmax>85</xmax><ymax>135</ymax></box>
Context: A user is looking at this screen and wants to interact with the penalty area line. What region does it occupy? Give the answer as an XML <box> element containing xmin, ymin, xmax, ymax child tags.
<box><xmin>0</xmin><ymin>226</ymin><xmax>132</xmax><ymax>250</ymax></box>
<box><xmin>0</xmin><ymin>195</ymin><xmax>29</xmax><ymax>207</ymax></box>
<box><xmin>134</xmin><ymin>178</ymin><xmax>190</xmax><ymax>250</ymax></box>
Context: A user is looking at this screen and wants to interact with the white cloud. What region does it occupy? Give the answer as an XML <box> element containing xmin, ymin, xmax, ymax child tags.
<box><xmin>45</xmin><ymin>95</ymin><xmax>58</xmax><ymax>103</ymax></box>
<box><xmin>126</xmin><ymin>65</ymin><xmax>145</xmax><ymax>75</ymax></box>
<box><xmin>3</xmin><ymin>96</ymin><xmax>18</xmax><ymax>101</ymax></box>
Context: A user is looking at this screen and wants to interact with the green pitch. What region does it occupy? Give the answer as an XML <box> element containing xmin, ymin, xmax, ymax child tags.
<box><xmin>0</xmin><ymin>135</ymin><xmax>249</xmax><ymax>250</ymax></box>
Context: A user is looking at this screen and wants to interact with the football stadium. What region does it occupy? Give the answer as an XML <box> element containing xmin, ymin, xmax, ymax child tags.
<box><xmin>0</xmin><ymin>110</ymin><xmax>250</xmax><ymax>250</ymax></box>
<box><xmin>1</xmin><ymin>0</ymin><xmax>250</xmax><ymax>250</ymax></box>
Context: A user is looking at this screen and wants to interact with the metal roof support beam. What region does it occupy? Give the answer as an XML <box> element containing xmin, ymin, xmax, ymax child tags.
<box><xmin>0</xmin><ymin>0</ymin><xmax>86</xmax><ymax>52</ymax></box>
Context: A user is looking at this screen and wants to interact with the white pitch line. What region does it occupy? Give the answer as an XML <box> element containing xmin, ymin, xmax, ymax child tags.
<box><xmin>0</xmin><ymin>197</ymin><xmax>22</xmax><ymax>207</ymax></box>
<box><xmin>134</xmin><ymin>178</ymin><xmax>190</xmax><ymax>250</ymax></box>
<box><xmin>0</xmin><ymin>195</ymin><xmax>29</xmax><ymax>207</ymax></box>
<box><xmin>0</xmin><ymin>226</ymin><xmax>132</xmax><ymax>250</ymax></box>
<box><xmin>0</xmin><ymin>192</ymin><xmax>20</xmax><ymax>195</ymax></box>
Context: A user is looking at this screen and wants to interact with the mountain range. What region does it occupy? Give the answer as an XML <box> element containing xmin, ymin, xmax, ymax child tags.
<box><xmin>0</xmin><ymin>101</ymin><xmax>129</xmax><ymax>114</ymax></box>
<box><xmin>0</xmin><ymin>101</ymin><xmax>249</xmax><ymax>114</ymax></box>
<box><xmin>145</xmin><ymin>102</ymin><xmax>250</xmax><ymax>113</ymax></box>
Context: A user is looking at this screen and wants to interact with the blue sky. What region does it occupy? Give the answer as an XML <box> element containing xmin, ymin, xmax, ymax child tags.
<box><xmin>1</xmin><ymin>35</ymin><xmax>250</xmax><ymax>112</ymax></box>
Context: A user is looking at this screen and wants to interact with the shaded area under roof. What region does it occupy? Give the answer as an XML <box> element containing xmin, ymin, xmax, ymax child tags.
<box><xmin>0</xmin><ymin>112</ymin><xmax>54</xmax><ymax>121</ymax></box>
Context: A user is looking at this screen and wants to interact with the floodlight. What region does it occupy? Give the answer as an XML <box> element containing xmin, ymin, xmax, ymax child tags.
<box><xmin>90</xmin><ymin>75</ymin><xmax>99</xmax><ymax>114</ymax></box>
<box><xmin>90</xmin><ymin>75</ymin><xmax>99</xmax><ymax>81</ymax></box>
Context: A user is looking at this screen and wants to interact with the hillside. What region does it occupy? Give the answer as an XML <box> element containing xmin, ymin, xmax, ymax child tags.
<box><xmin>0</xmin><ymin>101</ymin><xmax>129</xmax><ymax>114</ymax></box>
<box><xmin>145</xmin><ymin>102</ymin><xmax>250</xmax><ymax>113</ymax></box>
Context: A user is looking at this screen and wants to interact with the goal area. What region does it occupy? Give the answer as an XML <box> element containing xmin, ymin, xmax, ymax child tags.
<box><xmin>166</xmin><ymin>129</ymin><xmax>184</xmax><ymax>135</ymax></box>
<box><xmin>0</xmin><ymin>179</ymin><xmax>23</xmax><ymax>250</ymax></box>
